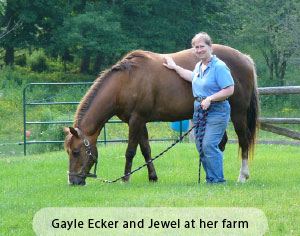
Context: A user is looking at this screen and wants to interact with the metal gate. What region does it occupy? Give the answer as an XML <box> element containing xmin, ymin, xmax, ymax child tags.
<box><xmin>23</xmin><ymin>82</ymin><xmax>186</xmax><ymax>155</ymax></box>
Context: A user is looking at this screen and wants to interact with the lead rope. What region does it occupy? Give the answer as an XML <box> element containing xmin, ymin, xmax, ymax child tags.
<box><xmin>96</xmin><ymin>106</ymin><xmax>209</xmax><ymax>184</ymax></box>
<box><xmin>96</xmin><ymin>124</ymin><xmax>196</xmax><ymax>183</ymax></box>
<box><xmin>195</xmin><ymin>105</ymin><xmax>209</xmax><ymax>183</ymax></box>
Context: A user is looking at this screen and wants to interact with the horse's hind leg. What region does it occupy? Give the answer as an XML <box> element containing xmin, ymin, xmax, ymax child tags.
<box><xmin>139</xmin><ymin>125</ymin><xmax>158</xmax><ymax>182</ymax></box>
<box><xmin>219</xmin><ymin>131</ymin><xmax>228</xmax><ymax>152</ymax></box>
<box><xmin>232</xmin><ymin>114</ymin><xmax>250</xmax><ymax>183</ymax></box>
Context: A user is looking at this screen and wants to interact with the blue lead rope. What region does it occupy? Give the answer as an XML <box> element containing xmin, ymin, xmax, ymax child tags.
<box><xmin>195</xmin><ymin>104</ymin><xmax>209</xmax><ymax>183</ymax></box>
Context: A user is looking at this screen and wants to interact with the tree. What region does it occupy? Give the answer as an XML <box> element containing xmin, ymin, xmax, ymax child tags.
<box><xmin>52</xmin><ymin>2</ymin><xmax>126</xmax><ymax>73</ymax></box>
<box><xmin>0</xmin><ymin>18</ymin><xmax>21</xmax><ymax>40</ymax></box>
<box><xmin>0</xmin><ymin>0</ymin><xmax>68</xmax><ymax>65</ymax></box>
<box><xmin>0</xmin><ymin>0</ymin><xmax>19</xmax><ymax>65</ymax></box>
<box><xmin>228</xmin><ymin>0</ymin><xmax>300</xmax><ymax>86</ymax></box>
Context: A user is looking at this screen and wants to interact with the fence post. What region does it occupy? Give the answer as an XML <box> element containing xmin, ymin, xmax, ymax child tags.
<box><xmin>23</xmin><ymin>84</ymin><xmax>29</xmax><ymax>156</ymax></box>
<box><xmin>104</xmin><ymin>125</ymin><xmax>107</xmax><ymax>145</ymax></box>
<box><xmin>179</xmin><ymin>120</ymin><xmax>183</xmax><ymax>141</ymax></box>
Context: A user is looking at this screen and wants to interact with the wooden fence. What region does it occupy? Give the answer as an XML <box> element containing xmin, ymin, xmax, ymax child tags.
<box><xmin>189</xmin><ymin>86</ymin><xmax>300</xmax><ymax>145</ymax></box>
<box><xmin>258</xmin><ymin>86</ymin><xmax>300</xmax><ymax>144</ymax></box>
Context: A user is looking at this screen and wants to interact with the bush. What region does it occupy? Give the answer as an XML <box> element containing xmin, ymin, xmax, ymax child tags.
<box><xmin>27</xmin><ymin>110</ymin><xmax>72</xmax><ymax>154</ymax></box>
<box><xmin>27</xmin><ymin>49</ymin><xmax>49</xmax><ymax>72</ymax></box>
<box><xmin>15</xmin><ymin>54</ymin><xmax>27</xmax><ymax>67</ymax></box>
<box><xmin>30</xmin><ymin>124</ymin><xmax>66</xmax><ymax>154</ymax></box>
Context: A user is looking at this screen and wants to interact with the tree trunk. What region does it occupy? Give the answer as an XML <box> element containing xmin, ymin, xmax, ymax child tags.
<box><xmin>63</xmin><ymin>60</ymin><xmax>67</xmax><ymax>73</ymax></box>
<box><xmin>93</xmin><ymin>54</ymin><xmax>102</xmax><ymax>73</ymax></box>
<box><xmin>279</xmin><ymin>61</ymin><xmax>287</xmax><ymax>86</ymax></box>
<box><xmin>62</xmin><ymin>49</ymin><xmax>72</xmax><ymax>73</ymax></box>
<box><xmin>269</xmin><ymin>62</ymin><xmax>274</xmax><ymax>81</ymax></box>
<box><xmin>80</xmin><ymin>54</ymin><xmax>90</xmax><ymax>74</ymax></box>
<box><xmin>4</xmin><ymin>46</ymin><xmax>14</xmax><ymax>65</ymax></box>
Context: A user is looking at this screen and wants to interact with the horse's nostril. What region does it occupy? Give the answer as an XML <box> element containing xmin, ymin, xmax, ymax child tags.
<box><xmin>69</xmin><ymin>176</ymin><xmax>86</xmax><ymax>185</ymax></box>
<box><xmin>78</xmin><ymin>178</ymin><xmax>86</xmax><ymax>185</ymax></box>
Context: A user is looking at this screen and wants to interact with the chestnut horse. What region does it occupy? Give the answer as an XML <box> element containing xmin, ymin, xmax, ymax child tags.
<box><xmin>62</xmin><ymin>44</ymin><xmax>259</xmax><ymax>185</ymax></box>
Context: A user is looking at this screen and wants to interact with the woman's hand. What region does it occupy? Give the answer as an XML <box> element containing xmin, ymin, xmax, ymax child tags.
<box><xmin>163</xmin><ymin>56</ymin><xmax>177</xmax><ymax>70</ymax></box>
<box><xmin>201</xmin><ymin>97</ymin><xmax>211</xmax><ymax>110</ymax></box>
<box><xmin>163</xmin><ymin>56</ymin><xmax>193</xmax><ymax>82</ymax></box>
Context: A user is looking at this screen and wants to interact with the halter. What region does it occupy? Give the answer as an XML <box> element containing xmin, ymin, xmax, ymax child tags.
<box><xmin>67</xmin><ymin>134</ymin><xmax>98</xmax><ymax>179</ymax></box>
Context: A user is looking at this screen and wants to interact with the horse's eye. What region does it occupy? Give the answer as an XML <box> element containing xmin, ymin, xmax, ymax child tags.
<box><xmin>72</xmin><ymin>151</ymin><xmax>81</xmax><ymax>157</ymax></box>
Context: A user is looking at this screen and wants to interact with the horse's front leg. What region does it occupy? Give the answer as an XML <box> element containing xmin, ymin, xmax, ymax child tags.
<box><xmin>139</xmin><ymin>125</ymin><xmax>158</xmax><ymax>182</ymax></box>
<box><xmin>122</xmin><ymin>116</ymin><xmax>144</xmax><ymax>182</ymax></box>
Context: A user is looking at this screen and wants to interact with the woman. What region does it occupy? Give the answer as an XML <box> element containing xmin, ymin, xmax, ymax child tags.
<box><xmin>163</xmin><ymin>32</ymin><xmax>234</xmax><ymax>183</ymax></box>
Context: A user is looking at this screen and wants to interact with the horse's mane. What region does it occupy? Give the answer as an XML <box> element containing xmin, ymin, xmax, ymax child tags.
<box><xmin>74</xmin><ymin>50</ymin><xmax>149</xmax><ymax>128</ymax></box>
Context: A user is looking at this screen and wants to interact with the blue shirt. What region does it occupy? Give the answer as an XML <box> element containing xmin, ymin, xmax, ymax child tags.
<box><xmin>191</xmin><ymin>55</ymin><xmax>234</xmax><ymax>98</ymax></box>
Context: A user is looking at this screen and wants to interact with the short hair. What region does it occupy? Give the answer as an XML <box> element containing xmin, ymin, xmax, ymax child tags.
<box><xmin>191</xmin><ymin>32</ymin><xmax>212</xmax><ymax>47</ymax></box>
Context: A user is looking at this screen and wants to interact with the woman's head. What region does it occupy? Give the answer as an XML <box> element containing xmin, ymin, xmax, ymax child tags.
<box><xmin>191</xmin><ymin>32</ymin><xmax>212</xmax><ymax>47</ymax></box>
<box><xmin>191</xmin><ymin>32</ymin><xmax>213</xmax><ymax>61</ymax></box>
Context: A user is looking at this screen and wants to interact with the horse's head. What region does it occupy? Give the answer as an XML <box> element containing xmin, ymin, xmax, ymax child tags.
<box><xmin>62</xmin><ymin>127</ymin><xmax>98</xmax><ymax>186</ymax></box>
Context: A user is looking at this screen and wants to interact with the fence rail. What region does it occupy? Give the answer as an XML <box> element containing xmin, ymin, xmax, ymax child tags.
<box><xmin>258</xmin><ymin>86</ymin><xmax>300</xmax><ymax>141</ymax></box>
<box><xmin>258</xmin><ymin>86</ymin><xmax>300</xmax><ymax>95</ymax></box>
<box><xmin>23</xmin><ymin>82</ymin><xmax>186</xmax><ymax>156</ymax></box>
<box><xmin>23</xmin><ymin>84</ymin><xmax>300</xmax><ymax>156</ymax></box>
<box><xmin>259</xmin><ymin>118</ymin><xmax>300</xmax><ymax>124</ymax></box>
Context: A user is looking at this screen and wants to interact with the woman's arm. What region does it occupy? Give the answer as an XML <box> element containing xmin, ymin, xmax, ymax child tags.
<box><xmin>209</xmin><ymin>85</ymin><xmax>234</xmax><ymax>101</ymax></box>
<box><xmin>201</xmin><ymin>85</ymin><xmax>234</xmax><ymax>110</ymax></box>
<box><xmin>163</xmin><ymin>56</ymin><xmax>193</xmax><ymax>82</ymax></box>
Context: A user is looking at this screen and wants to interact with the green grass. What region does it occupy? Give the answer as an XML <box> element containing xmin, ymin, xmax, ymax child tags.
<box><xmin>0</xmin><ymin>143</ymin><xmax>299</xmax><ymax>235</ymax></box>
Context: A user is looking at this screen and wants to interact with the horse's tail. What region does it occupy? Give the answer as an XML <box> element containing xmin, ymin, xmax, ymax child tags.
<box><xmin>246</xmin><ymin>56</ymin><xmax>260</xmax><ymax>159</ymax></box>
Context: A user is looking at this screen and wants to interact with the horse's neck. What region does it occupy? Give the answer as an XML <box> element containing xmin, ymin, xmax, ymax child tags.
<box><xmin>78</xmin><ymin>79</ymin><xmax>118</xmax><ymax>142</ymax></box>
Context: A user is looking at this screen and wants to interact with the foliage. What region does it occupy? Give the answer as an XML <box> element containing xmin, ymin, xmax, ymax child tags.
<box><xmin>51</xmin><ymin>4</ymin><xmax>125</xmax><ymax>73</ymax></box>
<box><xmin>0</xmin><ymin>66</ymin><xmax>93</xmax><ymax>142</ymax></box>
<box><xmin>1</xmin><ymin>0</ymin><xmax>299</xmax><ymax>86</ymax></box>
<box><xmin>0</xmin><ymin>0</ymin><xmax>238</xmax><ymax>72</ymax></box>
<box><xmin>119</xmin><ymin>0</ymin><xmax>230</xmax><ymax>52</ymax></box>
<box><xmin>27</xmin><ymin>49</ymin><xmax>49</xmax><ymax>72</ymax></box>
<box><xmin>0</xmin><ymin>0</ymin><xmax>68</xmax><ymax>64</ymax></box>
<box><xmin>226</xmin><ymin>0</ymin><xmax>300</xmax><ymax>86</ymax></box>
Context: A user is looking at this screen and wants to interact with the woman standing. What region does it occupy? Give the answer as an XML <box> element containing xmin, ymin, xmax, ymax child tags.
<box><xmin>163</xmin><ymin>32</ymin><xmax>234</xmax><ymax>183</ymax></box>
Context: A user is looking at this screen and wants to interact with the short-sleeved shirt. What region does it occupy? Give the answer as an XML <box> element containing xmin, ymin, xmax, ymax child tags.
<box><xmin>191</xmin><ymin>55</ymin><xmax>234</xmax><ymax>98</ymax></box>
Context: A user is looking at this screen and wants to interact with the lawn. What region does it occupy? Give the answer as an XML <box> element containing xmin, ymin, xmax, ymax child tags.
<box><xmin>0</xmin><ymin>142</ymin><xmax>299</xmax><ymax>235</ymax></box>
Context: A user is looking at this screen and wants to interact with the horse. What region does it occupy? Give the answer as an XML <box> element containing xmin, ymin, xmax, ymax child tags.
<box><xmin>62</xmin><ymin>44</ymin><xmax>259</xmax><ymax>185</ymax></box>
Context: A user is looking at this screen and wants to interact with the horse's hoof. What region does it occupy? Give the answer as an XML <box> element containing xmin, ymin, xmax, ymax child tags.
<box><xmin>122</xmin><ymin>176</ymin><xmax>131</xmax><ymax>182</ymax></box>
<box><xmin>237</xmin><ymin>173</ymin><xmax>249</xmax><ymax>183</ymax></box>
<box><xmin>238</xmin><ymin>177</ymin><xmax>246</xmax><ymax>183</ymax></box>
<box><xmin>149</xmin><ymin>175</ymin><xmax>158</xmax><ymax>182</ymax></box>
<box><xmin>237</xmin><ymin>167</ymin><xmax>250</xmax><ymax>183</ymax></box>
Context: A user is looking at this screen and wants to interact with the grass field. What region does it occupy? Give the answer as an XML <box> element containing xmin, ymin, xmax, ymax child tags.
<box><xmin>0</xmin><ymin>142</ymin><xmax>299</xmax><ymax>235</ymax></box>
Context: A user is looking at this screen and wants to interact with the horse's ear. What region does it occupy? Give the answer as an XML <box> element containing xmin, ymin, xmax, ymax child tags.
<box><xmin>69</xmin><ymin>127</ymin><xmax>79</xmax><ymax>138</ymax></box>
<box><xmin>62</xmin><ymin>126</ymin><xmax>70</xmax><ymax>135</ymax></box>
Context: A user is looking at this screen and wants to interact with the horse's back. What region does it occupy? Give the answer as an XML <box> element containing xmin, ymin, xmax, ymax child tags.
<box><xmin>117</xmin><ymin>45</ymin><xmax>256</xmax><ymax>122</ymax></box>
<box><xmin>118</xmin><ymin>49</ymin><xmax>197</xmax><ymax>122</ymax></box>
<box><xmin>212</xmin><ymin>44</ymin><xmax>256</xmax><ymax>111</ymax></box>
<box><xmin>212</xmin><ymin>44</ymin><xmax>255</xmax><ymax>87</ymax></box>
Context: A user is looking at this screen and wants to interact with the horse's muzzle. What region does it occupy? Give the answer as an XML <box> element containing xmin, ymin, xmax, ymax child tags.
<box><xmin>68</xmin><ymin>175</ymin><xmax>86</xmax><ymax>185</ymax></box>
